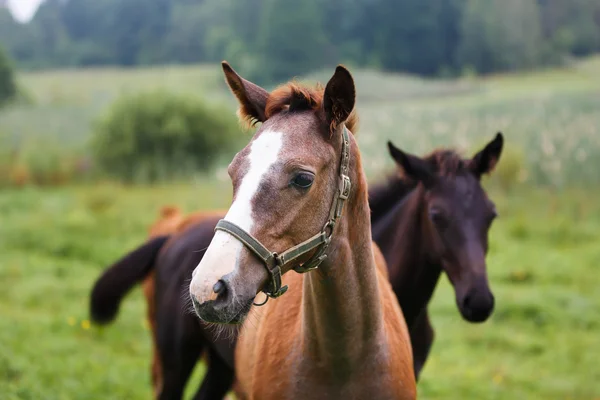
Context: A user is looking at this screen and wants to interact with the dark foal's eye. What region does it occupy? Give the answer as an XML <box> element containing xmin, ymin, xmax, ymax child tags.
<box><xmin>429</xmin><ymin>207</ymin><xmax>448</xmax><ymax>228</ymax></box>
<box><xmin>291</xmin><ymin>172</ymin><xmax>314</xmax><ymax>189</ymax></box>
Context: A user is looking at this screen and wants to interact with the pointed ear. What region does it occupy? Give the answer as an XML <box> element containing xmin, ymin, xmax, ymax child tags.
<box><xmin>222</xmin><ymin>61</ymin><xmax>269</xmax><ymax>125</ymax></box>
<box><xmin>470</xmin><ymin>132</ymin><xmax>504</xmax><ymax>177</ymax></box>
<box><xmin>387</xmin><ymin>141</ymin><xmax>436</xmax><ymax>187</ymax></box>
<box><xmin>323</xmin><ymin>65</ymin><xmax>356</xmax><ymax>134</ymax></box>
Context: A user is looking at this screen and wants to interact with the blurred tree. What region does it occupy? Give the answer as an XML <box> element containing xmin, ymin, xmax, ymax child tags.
<box><xmin>0</xmin><ymin>44</ymin><xmax>17</xmax><ymax>106</ymax></box>
<box><xmin>0</xmin><ymin>0</ymin><xmax>598</xmax><ymax>77</ymax></box>
<box><xmin>363</xmin><ymin>0</ymin><xmax>465</xmax><ymax>75</ymax></box>
<box><xmin>321</xmin><ymin>0</ymin><xmax>369</xmax><ymax>66</ymax></box>
<box><xmin>163</xmin><ymin>2</ymin><xmax>207</xmax><ymax>63</ymax></box>
<box><xmin>458</xmin><ymin>0</ymin><xmax>544</xmax><ymax>73</ymax></box>
<box><xmin>28</xmin><ymin>0</ymin><xmax>72</xmax><ymax>67</ymax></box>
<box><xmin>537</xmin><ymin>0</ymin><xmax>600</xmax><ymax>57</ymax></box>
<box><xmin>254</xmin><ymin>0</ymin><xmax>329</xmax><ymax>83</ymax></box>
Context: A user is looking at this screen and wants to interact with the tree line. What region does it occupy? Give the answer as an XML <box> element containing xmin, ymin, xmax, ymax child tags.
<box><xmin>0</xmin><ymin>0</ymin><xmax>599</xmax><ymax>83</ymax></box>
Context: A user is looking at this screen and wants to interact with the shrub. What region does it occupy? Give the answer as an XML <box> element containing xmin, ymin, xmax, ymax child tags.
<box><xmin>0</xmin><ymin>45</ymin><xmax>17</xmax><ymax>107</ymax></box>
<box><xmin>91</xmin><ymin>90</ymin><xmax>240</xmax><ymax>183</ymax></box>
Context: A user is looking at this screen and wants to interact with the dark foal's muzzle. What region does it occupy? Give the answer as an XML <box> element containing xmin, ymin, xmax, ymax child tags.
<box><xmin>214</xmin><ymin>127</ymin><xmax>352</xmax><ymax>306</ymax></box>
<box><xmin>460</xmin><ymin>286</ymin><xmax>495</xmax><ymax>323</ymax></box>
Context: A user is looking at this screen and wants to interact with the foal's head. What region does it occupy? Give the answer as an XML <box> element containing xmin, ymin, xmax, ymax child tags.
<box><xmin>387</xmin><ymin>134</ymin><xmax>503</xmax><ymax>322</ymax></box>
<box><xmin>189</xmin><ymin>62</ymin><xmax>357</xmax><ymax>324</ymax></box>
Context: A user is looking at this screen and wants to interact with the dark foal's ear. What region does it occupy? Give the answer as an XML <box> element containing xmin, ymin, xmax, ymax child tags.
<box><xmin>470</xmin><ymin>132</ymin><xmax>504</xmax><ymax>177</ymax></box>
<box><xmin>222</xmin><ymin>61</ymin><xmax>269</xmax><ymax>125</ymax></box>
<box><xmin>323</xmin><ymin>65</ymin><xmax>356</xmax><ymax>134</ymax></box>
<box><xmin>387</xmin><ymin>141</ymin><xmax>436</xmax><ymax>187</ymax></box>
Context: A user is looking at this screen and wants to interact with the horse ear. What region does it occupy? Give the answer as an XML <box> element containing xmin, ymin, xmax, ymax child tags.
<box><xmin>470</xmin><ymin>132</ymin><xmax>504</xmax><ymax>178</ymax></box>
<box><xmin>387</xmin><ymin>141</ymin><xmax>435</xmax><ymax>187</ymax></box>
<box><xmin>222</xmin><ymin>61</ymin><xmax>269</xmax><ymax>125</ymax></box>
<box><xmin>323</xmin><ymin>65</ymin><xmax>356</xmax><ymax>134</ymax></box>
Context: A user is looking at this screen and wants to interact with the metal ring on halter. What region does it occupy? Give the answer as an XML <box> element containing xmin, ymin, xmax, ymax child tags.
<box><xmin>253</xmin><ymin>292</ymin><xmax>269</xmax><ymax>306</ymax></box>
<box><xmin>323</xmin><ymin>220</ymin><xmax>336</xmax><ymax>238</ymax></box>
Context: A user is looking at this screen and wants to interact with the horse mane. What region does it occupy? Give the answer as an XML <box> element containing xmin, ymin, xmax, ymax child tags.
<box><xmin>369</xmin><ymin>148</ymin><xmax>470</xmax><ymax>219</ymax></box>
<box><xmin>423</xmin><ymin>149</ymin><xmax>469</xmax><ymax>177</ymax></box>
<box><xmin>368</xmin><ymin>174</ymin><xmax>416</xmax><ymax>221</ymax></box>
<box><xmin>253</xmin><ymin>81</ymin><xmax>359</xmax><ymax>134</ymax></box>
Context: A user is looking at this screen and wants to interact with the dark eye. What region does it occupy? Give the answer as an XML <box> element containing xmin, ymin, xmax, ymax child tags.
<box><xmin>429</xmin><ymin>207</ymin><xmax>447</xmax><ymax>226</ymax></box>
<box><xmin>291</xmin><ymin>172</ymin><xmax>314</xmax><ymax>189</ymax></box>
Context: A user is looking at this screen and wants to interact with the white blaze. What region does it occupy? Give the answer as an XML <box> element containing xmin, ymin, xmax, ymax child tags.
<box><xmin>189</xmin><ymin>131</ymin><xmax>283</xmax><ymax>303</ymax></box>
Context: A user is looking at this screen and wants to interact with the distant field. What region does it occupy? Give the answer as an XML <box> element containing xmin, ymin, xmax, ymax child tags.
<box><xmin>1</xmin><ymin>57</ymin><xmax>600</xmax><ymax>184</ymax></box>
<box><xmin>1</xmin><ymin>58</ymin><xmax>600</xmax><ymax>399</ymax></box>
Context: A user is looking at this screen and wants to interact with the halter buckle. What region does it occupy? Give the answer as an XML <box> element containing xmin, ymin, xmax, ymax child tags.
<box><xmin>265</xmin><ymin>254</ymin><xmax>288</xmax><ymax>298</ymax></box>
<box><xmin>339</xmin><ymin>174</ymin><xmax>351</xmax><ymax>200</ymax></box>
<box><xmin>294</xmin><ymin>255</ymin><xmax>327</xmax><ymax>273</ymax></box>
<box><xmin>269</xmin><ymin>284</ymin><xmax>289</xmax><ymax>298</ymax></box>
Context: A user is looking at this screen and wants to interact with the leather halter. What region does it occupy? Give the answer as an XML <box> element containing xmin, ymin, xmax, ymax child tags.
<box><xmin>214</xmin><ymin>127</ymin><xmax>351</xmax><ymax>306</ymax></box>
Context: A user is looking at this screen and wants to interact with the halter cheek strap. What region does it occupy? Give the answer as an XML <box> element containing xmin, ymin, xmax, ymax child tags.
<box><xmin>214</xmin><ymin>127</ymin><xmax>352</xmax><ymax>305</ymax></box>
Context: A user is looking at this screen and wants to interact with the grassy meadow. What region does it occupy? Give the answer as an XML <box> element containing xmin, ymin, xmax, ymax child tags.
<box><xmin>1</xmin><ymin>58</ymin><xmax>600</xmax><ymax>399</ymax></box>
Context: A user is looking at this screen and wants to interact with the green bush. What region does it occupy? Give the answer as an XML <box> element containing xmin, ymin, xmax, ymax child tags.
<box><xmin>91</xmin><ymin>90</ymin><xmax>240</xmax><ymax>183</ymax></box>
<box><xmin>0</xmin><ymin>45</ymin><xmax>17</xmax><ymax>107</ymax></box>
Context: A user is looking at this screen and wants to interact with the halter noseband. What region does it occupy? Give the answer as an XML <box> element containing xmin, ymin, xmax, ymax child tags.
<box><xmin>214</xmin><ymin>127</ymin><xmax>351</xmax><ymax>306</ymax></box>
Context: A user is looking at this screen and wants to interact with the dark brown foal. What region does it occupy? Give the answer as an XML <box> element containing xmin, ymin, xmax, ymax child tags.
<box><xmin>370</xmin><ymin>133</ymin><xmax>503</xmax><ymax>377</ymax></box>
<box><xmin>90</xmin><ymin>212</ymin><xmax>236</xmax><ymax>400</ymax></box>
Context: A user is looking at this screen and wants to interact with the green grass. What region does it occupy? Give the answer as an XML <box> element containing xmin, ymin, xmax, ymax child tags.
<box><xmin>0</xmin><ymin>181</ymin><xmax>232</xmax><ymax>400</ymax></box>
<box><xmin>0</xmin><ymin>183</ymin><xmax>599</xmax><ymax>399</ymax></box>
<box><xmin>1</xmin><ymin>57</ymin><xmax>600</xmax><ymax>398</ymax></box>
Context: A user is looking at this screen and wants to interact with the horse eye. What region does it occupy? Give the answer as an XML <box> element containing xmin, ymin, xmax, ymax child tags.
<box><xmin>428</xmin><ymin>208</ymin><xmax>447</xmax><ymax>225</ymax></box>
<box><xmin>291</xmin><ymin>172</ymin><xmax>314</xmax><ymax>189</ymax></box>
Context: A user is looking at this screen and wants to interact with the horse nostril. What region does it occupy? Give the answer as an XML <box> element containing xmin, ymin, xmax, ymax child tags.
<box><xmin>462</xmin><ymin>293</ymin><xmax>472</xmax><ymax>309</ymax></box>
<box><xmin>213</xmin><ymin>280</ymin><xmax>226</xmax><ymax>295</ymax></box>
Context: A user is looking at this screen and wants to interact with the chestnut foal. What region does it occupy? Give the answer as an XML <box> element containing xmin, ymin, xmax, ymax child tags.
<box><xmin>189</xmin><ymin>63</ymin><xmax>416</xmax><ymax>399</ymax></box>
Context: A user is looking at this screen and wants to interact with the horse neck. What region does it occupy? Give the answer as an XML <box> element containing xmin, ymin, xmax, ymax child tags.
<box><xmin>372</xmin><ymin>185</ymin><xmax>443</xmax><ymax>326</ymax></box>
<box><xmin>301</xmin><ymin>150</ymin><xmax>384</xmax><ymax>377</ymax></box>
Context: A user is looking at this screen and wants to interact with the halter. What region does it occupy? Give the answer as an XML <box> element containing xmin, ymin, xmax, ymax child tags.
<box><xmin>214</xmin><ymin>127</ymin><xmax>351</xmax><ymax>306</ymax></box>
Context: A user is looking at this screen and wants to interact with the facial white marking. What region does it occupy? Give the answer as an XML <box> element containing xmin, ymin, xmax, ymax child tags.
<box><xmin>189</xmin><ymin>131</ymin><xmax>284</xmax><ymax>303</ymax></box>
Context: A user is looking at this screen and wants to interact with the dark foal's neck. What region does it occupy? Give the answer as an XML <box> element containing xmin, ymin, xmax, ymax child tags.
<box><xmin>301</xmin><ymin>145</ymin><xmax>385</xmax><ymax>381</ymax></box>
<box><xmin>370</xmin><ymin>182</ymin><xmax>443</xmax><ymax>327</ymax></box>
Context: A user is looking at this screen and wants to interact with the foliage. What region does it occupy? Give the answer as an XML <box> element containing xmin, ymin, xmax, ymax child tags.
<box><xmin>1</xmin><ymin>0</ymin><xmax>599</xmax><ymax>81</ymax></box>
<box><xmin>0</xmin><ymin>44</ymin><xmax>16</xmax><ymax>106</ymax></box>
<box><xmin>91</xmin><ymin>90</ymin><xmax>239</xmax><ymax>183</ymax></box>
<box><xmin>254</xmin><ymin>0</ymin><xmax>328</xmax><ymax>84</ymax></box>
<box><xmin>457</xmin><ymin>0</ymin><xmax>544</xmax><ymax>73</ymax></box>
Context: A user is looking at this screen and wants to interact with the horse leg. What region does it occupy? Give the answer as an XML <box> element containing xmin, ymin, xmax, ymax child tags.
<box><xmin>190</xmin><ymin>347</ymin><xmax>235</xmax><ymax>400</ymax></box>
<box><xmin>409</xmin><ymin>309</ymin><xmax>435</xmax><ymax>380</ymax></box>
<box><xmin>156</xmin><ymin>314</ymin><xmax>204</xmax><ymax>400</ymax></box>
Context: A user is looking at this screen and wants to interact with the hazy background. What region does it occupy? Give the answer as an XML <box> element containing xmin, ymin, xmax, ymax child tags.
<box><xmin>0</xmin><ymin>1</ymin><xmax>599</xmax><ymax>399</ymax></box>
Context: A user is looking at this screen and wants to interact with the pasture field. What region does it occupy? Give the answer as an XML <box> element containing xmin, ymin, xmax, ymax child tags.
<box><xmin>1</xmin><ymin>58</ymin><xmax>600</xmax><ymax>399</ymax></box>
<box><xmin>1</xmin><ymin>183</ymin><xmax>599</xmax><ymax>399</ymax></box>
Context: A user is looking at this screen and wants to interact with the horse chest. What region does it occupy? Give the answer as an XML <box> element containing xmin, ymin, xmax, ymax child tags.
<box><xmin>277</xmin><ymin>366</ymin><xmax>409</xmax><ymax>400</ymax></box>
<box><xmin>241</xmin><ymin>347</ymin><xmax>413</xmax><ymax>400</ymax></box>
